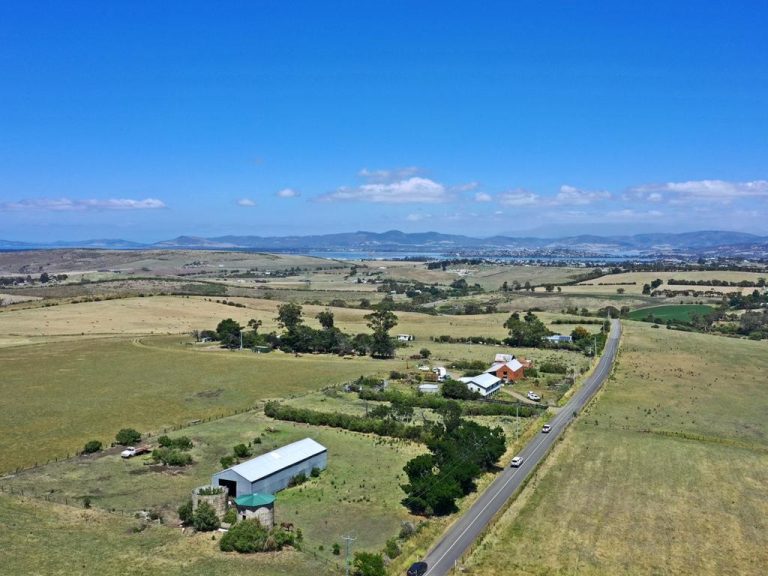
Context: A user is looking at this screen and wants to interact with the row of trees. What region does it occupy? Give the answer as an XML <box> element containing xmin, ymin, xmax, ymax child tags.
<box><xmin>202</xmin><ymin>301</ymin><xmax>400</xmax><ymax>358</ymax></box>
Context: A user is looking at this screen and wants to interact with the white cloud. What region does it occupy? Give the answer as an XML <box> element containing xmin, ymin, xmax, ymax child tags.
<box><xmin>453</xmin><ymin>181</ymin><xmax>479</xmax><ymax>192</ymax></box>
<box><xmin>276</xmin><ymin>188</ymin><xmax>300</xmax><ymax>198</ymax></box>
<box><xmin>405</xmin><ymin>212</ymin><xmax>431</xmax><ymax>222</ymax></box>
<box><xmin>474</xmin><ymin>192</ymin><xmax>493</xmax><ymax>203</ymax></box>
<box><xmin>0</xmin><ymin>197</ymin><xmax>166</xmax><ymax>211</ymax></box>
<box><xmin>236</xmin><ymin>198</ymin><xmax>257</xmax><ymax>207</ymax></box>
<box><xmin>629</xmin><ymin>179</ymin><xmax>768</xmax><ymax>203</ymax></box>
<box><xmin>554</xmin><ymin>185</ymin><xmax>611</xmax><ymax>205</ymax></box>
<box><xmin>499</xmin><ymin>190</ymin><xmax>539</xmax><ymax>206</ymax></box>
<box><xmin>319</xmin><ymin>177</ymin><xmax>450</xmax><ymax>204</ymax></box>
<box><xmin>358</xmin><ymin>166</ymin><xmax>422</xmax><ymax>183</ymax></box>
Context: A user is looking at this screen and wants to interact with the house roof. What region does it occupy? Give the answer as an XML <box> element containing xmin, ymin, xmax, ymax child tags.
<box><xmin>235</xmin><ymin>493</ymin><xmax>276</xmax><ymax>507</ymax></box>
<box><xmin>227</xmin><ymin>438</ymin><xmax>327</xmax><ymax>483</ymax></box>
<box><xmin>459</xmin><ymin>373</ymin><xmax>502</xmax><ymax>390</ymax></box>
<box><xmin>494</xmin><ymin>353</ymin><xmax>515</xmax><ymax>363</ymax></box>
<box><xmin>488</xmin><ymin>359</ymin><xmax>524</xmax><ymax>373</ymax></box>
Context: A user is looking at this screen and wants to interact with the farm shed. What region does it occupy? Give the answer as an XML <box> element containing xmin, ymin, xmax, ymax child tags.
<box><xmin>488</xmin><ymin>358</ymin><xmax>525</xmax><ymax>381</ymax></box>
<box><xmin>212</xmin><ymin>438</ymin><xmax>327</xmax><ymax>498</ymax></box>
<box><xmin>459</xmin><ymin>373</ymin><xmax>502</xmax><ymax>397</ymax></box>
<box><xmin>418</xmin><ymin>383</ymin><xmax>440</xmax><ymax>394</ymax></box>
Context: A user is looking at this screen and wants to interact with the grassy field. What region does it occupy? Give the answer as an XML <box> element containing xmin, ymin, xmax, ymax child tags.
<box><xmin>0</xmin><ymin>335</ymin><xmax>398</xmax><ymax>472</ymax></box>
<box><xmin>627</xmin><ymin>304</ymin><xmax>715</xmax><ymax>322</ymax></box>
<box><xmin>0</xmin><ymin>494</ymin><xmax>332</xmax><ymax>576</ymax></box>
<box><xmin>2</xmin><ymin>410</ymin><xmax>425</xmax><ymax>555</ymax></box>
<box><xmin>467</xmin><ymin>323</ymin><xmax>768</xmax><ymax>576</ymax></box>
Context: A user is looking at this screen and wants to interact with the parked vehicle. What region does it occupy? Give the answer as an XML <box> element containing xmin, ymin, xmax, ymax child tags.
<box><xmin>527</xmin><ymin>391</ymin><xmax>541</xmax><ymax>401</ymax></box>
<box><xmin>120</xmin><ymin>446</ymin><xmax>150</xmax><ymax>458</ymax></box>
<box><xmin>407</xmin><ymin>561</ymin><xmax>428</xmax><ymax>576</ymax></box>
<box><xmin>510</xmin><ymin>456</ymin><xmax>523</xmax><ymax>467</ymax></box>
<box><xmin>541</xmin><ymin>424</ymin><xmax>552</xmax><ymax>433</ymax></box>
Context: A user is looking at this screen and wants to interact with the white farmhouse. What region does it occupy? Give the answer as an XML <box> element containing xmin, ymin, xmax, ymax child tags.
<box><xmin>459</xmin><ymin>373</ymin><xmax>502</xmax><ymax>397</ymax></box>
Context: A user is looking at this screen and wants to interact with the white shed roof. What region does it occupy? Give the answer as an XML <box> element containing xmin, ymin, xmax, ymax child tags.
<box><xmin>228</xmin><ymin>438</ymin><xmax>327</xmax><ymax>482</ymax></box>
<box><xmin>459</xmin><ymin>373</ymin><xmax>501</xmax><ymax>390</ymax></box>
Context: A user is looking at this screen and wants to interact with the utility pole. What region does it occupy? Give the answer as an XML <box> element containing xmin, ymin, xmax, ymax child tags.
<box><xmin>239</xmin><ymin>331</ymin><xmax>243</xmax><ymax>351</ymax></box>
<box><xmin>342</xmin><ymin>534</ymin><xmax>356</xmax><ymax>576</ymax></box>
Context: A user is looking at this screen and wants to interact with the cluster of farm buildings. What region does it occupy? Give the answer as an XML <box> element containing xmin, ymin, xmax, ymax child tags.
<box><xmin>419</xmin><ymin>352</ymin><xmax>532</xmax><ymax>397</ymax></box>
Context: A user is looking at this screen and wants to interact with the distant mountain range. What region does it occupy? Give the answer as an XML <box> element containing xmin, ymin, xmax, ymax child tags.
<box><xmin>2</xmin><ymin>230</ymin><xmax>768</xmax><ymax>255</ymax></box>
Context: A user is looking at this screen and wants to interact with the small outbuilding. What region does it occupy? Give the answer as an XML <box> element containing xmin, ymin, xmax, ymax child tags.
<box><xmin>234</xmin><ymin>492</ymin><xmax>275</xmax><ymax>528</ymax></box>
<box><xmin>418</xmin><ymin>383</ymin><xmax>440</xmax><ymax>394</ymax></box>
<box><xmin>546</xmin><ymin>334</ymin><xmax>573</xmax><ymax>343</ymax></box>
<box><xmin>459</xmin><ymin>373</ymin><xmax>502</xmax><ymax>397</ymax></box>
<box><xmin>212</xmin><ymin>438</ymin><xmax>327</xmax><ymax>498</ymax></box>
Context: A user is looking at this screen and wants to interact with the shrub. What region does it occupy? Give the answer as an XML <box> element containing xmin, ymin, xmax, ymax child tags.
<box><xmin>288</xmin><ymin>472</ymin><xmax>307</xmax><ymax>487</ymax></box>
<box><xmin>219</xmin><ymin>519</ymin><xmax>295</xmax><ymax>553</ymax></box>
<box><xmin>310</xmin><ymin>467</ymin><xmax>321</xmax><ymax>478</ymax></box>
<box><xmin>115</xmin><ymin>428</ymin><xmax>141</xmax><ymax>446</ymax></box>
<box><xmin>332</xmin><ymin>543</ymin><xmax>341</xmax><ymax>555</ymax></box>
<box><xmin>158</xmin><ymin>435</ymin><xmax>193</xmax><ymax>451</ymax></box>
<box><xmin>178</xmin><ymin>499</ymin><xmax>193</xmax><ymax>524</ymax></box>
<box><xmin>222</xmin><ymin>507</ymin><xmax>238</xmax><ymax>524</ymax></box>
<box><xmin>193</xmin><ymin>501</ymin><xmax>220</xmax><ymax>532</ymax></box>
<box><xmin>220</xmin><ymin>455</ymin><xmax>236</xmax><ymax>469</ymax></box>
<box><xmin>383</xmin><ymin>537</ymin><xmax>400</xmax><ymax>559</ymax></box>
<box><xmin>196</xmin><ymin>486</ymin><xmax>224</xmax><ymax>496</ymax></box>
<box><xmin>152</xmin><ymin>447</ymin><xmax>193</xmax><ymax>466</ymax></box>
<box><xmin>233</xmin><ymin>443</ymin><xmax>252</xmax><ymax>459</ymax></box>
<box><xmin>353</xmin><ymin>551</ymin><xmax>386</xmax><ymax>576</ymax></box>
<box><xmin>253</xmin><ymin>436</ymin><xmax>262</xmax><ymax>444</ymax></box>
<box><xmin>83</xmin><ymin>440</ymin><xmax>102</xmax><ymax>454</ymax></box>
<box><xmin>82</xmin><ymin>496</ymin><xmax>92</xmax><ymax>509</ymax></box>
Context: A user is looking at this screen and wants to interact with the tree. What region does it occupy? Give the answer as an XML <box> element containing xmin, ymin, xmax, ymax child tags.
<box><xmin>419</xmin><ymin>348</ymin><xmax>431</xmax><ymax>359</ymax></box>
<box><xmin>616</xmin><ymin>288</ymin><xmax>625</xmax><ymax>294</ymax></box>
<box><xmin>193</xmin><ymin>501</ymin><xmax>221</xmax><ymax>532</ymax></box>
<box><xmin>247</xmin><ymin>318</ymin><xmax>262</xmax><ymax>333</ymax></box>
<box><xmin>571</xmin><ymin>326</ymin><xmax>591</xmax><ymax>342</ymax></box>
<box><xmin>316</xmin><ymin>309</ymin><xmax>335</xmax><ymax>330</ymax></box>
<box><xmin>544</xmin><ymin>284</ymin><xmax>554</xmax><ymax>292</ymax></box>
<box><xmin>365</xmin><ymin>304</ymin><xmax>398</xmax><ymax>358</ymax></box>
<box><xmin>642</xmin><ymin>283</ymin><xmax>652</xmax><ymax>295</ymax></box>
<box><xmin>39</xmin><ymin>272</ymin><xmax>50</xmax><ymax>283</ymax></box>
<box><xmin>276</xmin><ymin>303</ymin><xmax>303</xmax><ymax>331</ymax></box>
<box><xmin>115</xmin><ymin>428</ymin><xmax>141</xmax><ymax>445</ymax></box>
<box><xmin>216</xmin><ymin>318</ymin><xmax>242</xmax><ymax>349</ymax></box>
<box><xmin>503</xmin><ymin>312</ymin><xmax>550</xmax><ymax>347</ymax></box>
<box><xmin>353</xmin><ymin>551</ymin><xmax>386</xmax><ymax>576</ymax></box>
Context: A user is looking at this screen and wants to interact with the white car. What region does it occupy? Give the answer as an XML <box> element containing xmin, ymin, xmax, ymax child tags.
<box><xmin>527</xmin><ymin>391</ymin><xmax>541</xmax><ymax>401</ymax></box>
<box><xmin>541</xmin><ymin>424</ymin><xmax>552</xmax><ymax>433</ymax></box>
<box><xmin>510</xmin><ymin>456</ymin><xmax>523</xmax><ymax>467</ymax></box>
<box><xmin>120</xmin><ymin>447</ymin><xmax>137</xmax><ymax>458</ymax></box>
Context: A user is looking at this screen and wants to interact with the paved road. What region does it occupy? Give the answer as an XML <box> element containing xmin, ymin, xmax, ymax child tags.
<box><xmin>421</xmin><ymin>319</ymin><xmax>622</xmax><ymax>576</ymax></box>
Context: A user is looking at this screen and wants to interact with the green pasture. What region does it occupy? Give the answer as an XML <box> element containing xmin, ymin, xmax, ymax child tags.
<box><xmin>627</xmin><ymin>303</ymin><xmax>714</xmax><ymax>322</ymax></box>
<box><xmin>0</xmin><ymin>335</ymin><xmax>396</xmax><ymax>473</ymax></box>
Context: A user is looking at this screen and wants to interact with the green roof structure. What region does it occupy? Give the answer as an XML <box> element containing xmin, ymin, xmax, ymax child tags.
<box><xmin>235</xmin><ymin>493</ymin><xmax>276</xmax><ymax>507</ymax></box>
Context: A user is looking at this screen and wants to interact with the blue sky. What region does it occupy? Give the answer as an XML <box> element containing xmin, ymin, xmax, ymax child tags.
<box><xmin>1</xmin><ymin>1</ymin><xmax>767</xmax><ymax>241</ymax></box>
